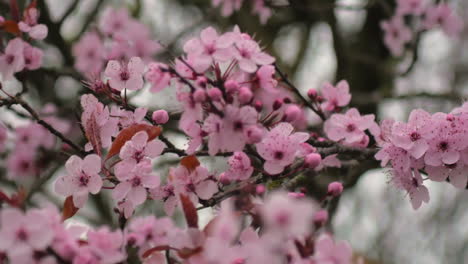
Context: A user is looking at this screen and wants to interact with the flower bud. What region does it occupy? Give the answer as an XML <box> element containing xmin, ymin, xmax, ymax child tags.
<box><xmin>284</xmin><ymin>104</ymin><xmax>302</xmax><ymax>122</ymax></box>
<box><xmin>327</xmin><ymin>181</ymin><xmax>344</xmax><ymax>197</ymax></box>
<box><xmin>193</xmin><ymin>89</ymin><xmax>206</xmax><ymax>103</ymax></box>
<box><xmin>256</xmin><ymin>184</ymin><xmax>266</xmax><ymax>194</ymax></box>
<box><xmin>238</xmin><ymin>87</ymin><xmax>253</xmax><ymax>104</ymax></box>
<box><xmin>244</xmin><ymin>126</ymin><xmax>264</xmax><ymax>144</ymax></box>
<box><xmin>196</xmin><ymin>76</ymin><xmax>208</xmax><ymax>88</ymax></box>
<box><xmin>304</xmin><ymin>153</ymin><xmax>321</xmax><ymax>169</ymax></box>
<box><xmin>313</xmin><ymin>210</ymin><xmax>329</xmax><ymax>227</ymax></box>
<box><xmin>208</xmin><ymin>88</ymin><xmax>222</xmax><ymax>101</ymax></box>
<box><xmin>273</xmin><ymin>99</ymin><xmax>283</xmax><ymax>111</ymax></box>
<box><xmin>152</xmin><ymin>110</ymin><xmax>169</xmax><ymax>124</ymax></box>
<box><xmin>283</xmin><ymin>97</ymin><xmax>292</xmax><ymax>104</ymax></box>
<box><xmin>225</xmin><ymin>80</ymin><xmax>239</xmax><ymax>93</ymax></box>
<box><xmin>254</xmin><ymin>100</ymin><xmax>263</xmax><ymax>112</ymax></box>
<box><xmin>307</xmin><ymin>89</ymin><xmax>317</xmax><ymax>99</ymax></box>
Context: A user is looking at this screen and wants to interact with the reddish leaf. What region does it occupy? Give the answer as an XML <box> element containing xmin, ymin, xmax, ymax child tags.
<box><xmin>2</xmin><ymin>20</ymin><xmax>20</xmax><ymax>35</ymax></box>
<box><xmin>142</xmin><ymin>245</ymin><xmax>170</xmax><ymax>258</ymax></box>
<box><xmin>106</xmin><ymin>124</ymin><xmax>161</xmax><ymax>160</ymax></box>
<box><xmin>180</xmin><ymin>155</ymin><xmax>200</xmax><ymax>172</ymax></box>
<box><xmin>84</xmin><ymin>113</ymin><xmax>103</xmax><ymax>157</ymax></box>
<box><xmin>62</xmin><ymin>196</ymin><xmax>79</xmax><ymax>220</ymax></box>
<box><xmin>180</xmin><ymin>194</ymin><xmax>198</xmax><ymax>228</ymax></box>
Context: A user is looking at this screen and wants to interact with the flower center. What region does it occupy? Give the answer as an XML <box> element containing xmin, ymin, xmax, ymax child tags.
<box><xmin>79</xmin><ymin>173</ymin><xmax>90</xmax><ymax>186</ymax></box>
<box><xmin>6</xmin><ymin>55</ymin><xmax>14</xmax><ymax>64</ymax></box>
<box><xmin>274</xmin><ymin>151</ymin><xmax>284</xmax><ymax>160</ymax></box>
<box><xmin>346</xmin><ymin>124</ymin><xmax>356</xmax><ymax>132</ymax></box>
<box><xmin>410</xmin><ymin>132</ymin><xmax>421</xmax><ymax>142</ymax></box>
<box><xmin>120</xmin><ymin>70</ymin><xmax>130</xmax><ymax>81</ymax></box>
<box><xmin>131</xmin><ymin>177</ymin><xmax>142</xmax><ymax>187</ymax></box>
<box><xmin>233</xmin><ymin>121</ymin><xmax>243</xmax><ymax>131</ymax></box>
<box><xmin>437</xmin><ymin>141</ymin><xmax>449</xmax><ymax>151</ymax></box>
<box><xmin>16</xmin><ymin>228</ymin><xmax>28</xmax><ymax>241</ymax></box>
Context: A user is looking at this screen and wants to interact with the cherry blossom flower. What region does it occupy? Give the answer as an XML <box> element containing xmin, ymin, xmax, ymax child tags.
<box><xmin>222</xmin><ymin>151</ymin><xmax>254</xmax><ymax>182</ymax></box>
<box><xmin>145</xmin><ymin>62</ymin><xmax>171</xmax><ymax>92</ymax></box>
<box><xmin>85</xmin><ymin>228</ymin><xmax>126</xmax><ymax>264</ymax></box>
<box><xmin>391</xmin><ymin>109</ymin><xmax>432</xmax><ymax>159</ymax></box>
<box><xmin>212</xmin><ymin>0</ymin><xmax>243</xmax><ymax>16</ymax></box>
<box><xmin>183</xmin><ymin>27</ymin><xmax>234</xmax><ymax>72</ymax></box>
<box><xmin>256</xmin><ymin>65</ymin><xmax>278</xmax><ymax>91</ymax></box>
<box><xmin>233</xmin><ymin>37</ymin><xmax>275</xmax><ymax>73</ymax></box>
<box><xmin>0</xmin><ymin>208</ymin><xmax>54</xmax><ymax>260</ymax></box>
<box><xmin>54</xmin><ymin>154</ymin><xmax>103</xmax><ymax>208</ymax></box>
<box><xmin>23</xmin><ymin>43</ymin><xmax>43</xmax><ymax>70</ymax></box>
<box><xmin>18</xmin><ymin>6</ymin><xmax>48</xmax><ymax>40</ymax></box>
<box><xmin>113</xmin><ymin>160</ymin><xmax>160</xmax><ymax>207</ymax></box>
<box><xmin>324</xmin><ymin>108</ymin><xmax>376</xmax><ymax>146</ymax></box>
<box><xmin>119</xmin><ymin>131</ymin><xmax>166</xmax><ymax>164</ymax></box>
<box><xmin>380</xmin><ymin>16</ymin><xmax>412</xmax><ymax>56</ymax></box>
<box><xmin>261</xmin><ymin>191</ymin><xmax>317</xmax><ymax>236</ymax></box>
<box><xmin>256</xmin><ymin>122</ymin><xmax>309</xmax><ymax>174</ymax></box>
<box><xmin>98</xmin><ymin>7</ymin><xmax>131</xmax><ymax>36</ymax></box>
<box><xmin>105</xmin><ymin>57</ymin><xmax>145</xmax><ymax>91</ymax></box>
<box><xmin>110</xmin><ymin>106</ymin><xmax>147</xmax><ymax>128</ymax></box>
<box><xmin>313</xmin><ymin>234</ymin><xmax>352</xmax><ymax>264</ymax></box>
<box><xmin>0</xmin><ymin>38</ymin><xmax>25</xmax><ymax>80</ymax></box>
<box><xmin>426</xmin><ymin>160</ymin><xmax>468</xmax><ymax>189</ymax></box>
<box><xmin>172</xmin><ymin>165</ymin><xmax>218</xmax><ymax>206</ymax></box>
<box><xmin>396</xmin><ymin>0</ymin><xmax>425</xmax><ymax>16</ymax></box>
<box><xmin>73</xmin><ymin>32</ymin><xmax>105</xmax><ymax>75</ymax></box>
<box><xmin>320</xmin><ymin>80</ymin><xmax>351</xmax><ymax>112</ymax></box>
<box><xmin>423</xmin><ymin>3</ymin><xmax>463</xmax><ymax>38</ymax></box>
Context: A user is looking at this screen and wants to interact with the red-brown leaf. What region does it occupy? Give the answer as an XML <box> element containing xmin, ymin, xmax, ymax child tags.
<box><xmin>2</xmin><ymin>20</ymin><xmax>20</xmax><ymax>35</ymax></box>
<box><xmin>142</xmin><ymin>245</ymin><xmax>170</xmax><ymax>258</ymax></box>
<box><xmin>180</xmin><ymin>194</ymin><xmax>198</xmax><ymax>228</ymax></box>
<box><xmin>62</xmin><ymin>196</ymin><xmax>79</xmax><ymax>221</ymax></box>
<box><xmin>106</xmin><ymin>124</ymin><xmax>161</xmax><ymax>160</ymax></box>
<box><xmin>180</xmin><ymin>155</ymin><xmax>200</xmax><ymax>172</ymax></box>
<box><xmin>177</xmin><ymin>247</ymin><xmax>203</xmax><ymax>259</ymax></box>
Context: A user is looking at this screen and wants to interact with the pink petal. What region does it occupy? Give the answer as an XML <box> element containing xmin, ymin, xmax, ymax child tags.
<box><xmin>128</xmin><ymin>186</ymin><xmax>147</xmax><ymax>205</ymax></box>
<box><xmin>82</xmin><ymin>154</ymin><xmax>101</xmax><ymax>175</ymax></box>
<box><xmin>29</xmin><ymin>24</ymin><xmax>48</xmax><ymax>40</ymax></box>
<box><xmin>112</xmin><ymin>182</ymin><xmax>131</xmax><ymax>201</ymax></box>
<box><xmin>145</xmin><ymin>139</ymin><xmax>166</xmax><ymax>158</ymax></box>
<box><xmin>195</xmin><ymin>180</ymin><xmax>218</xmax><ymax>200</ymax></box>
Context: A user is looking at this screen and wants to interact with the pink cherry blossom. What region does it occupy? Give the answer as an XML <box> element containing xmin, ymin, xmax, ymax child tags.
<box><xmin>119</xmin><ymin>131</ymin><xmax>166</xmax><ymax>164</ymax></box>
<box><xmin>256</xmin><ymin>122</ymin><xmax>309</xmax><ymax>174</ymax></box>
<box><xmin>313</xmin><ymin>234</ymin><xmax>352</xmax><ymax>264</ymax></box>
<box><xmin>23</xmin><ymin>43</ymin><xmax>43</xmax><ymax>70</ymax></box>
<box><xmin>183</xmin><ymin>27</ymin><xmax>234</xmax><ymax>72</ymax></box>
<box><xmin>396</xmin><ymin>0</ymin><xmax>425</xmax><ymax>16</ymax></box>
<box><xmin>0</xmin><ymin>38</ymin><xmax>25</xmax><ymax>80</ymax></box>
<box><xmin>54</xmin><ymin>154</ymin><xmax>103</xmax><ymax>208</ymax></box>
<box><xmin>252</xmin><ymin>0</ymin><xmax>272</xmax><ymax>24</ymax></box>
<box><xmin>105</xmin><ymin>57</ymin><xmax>145</xmax><ymax>91</ymax></box>
<box><xmin>423</xmin><ymin>3</ymin><xmax>463</xmax><ymax>38</ymax></box>
<box><xmin>380</xmin><ymin>16</ymin><xmax>412</xmax><ymax>56</ymax></box>
<box><xmin>222</xmin><ymin>151</ymin><xmax>254</xmax><ymax>182</ymax></box>
<box><xmin>98</xmin><ymin>7</ymin><xmax>131</xmax><ymax>36</ymax></box>
<box><xmin>86</xmin><ymin>227</ymin><xmax>126</xmax><ymax>264</ymax></box>
<box><xmin>113</xmin><ymin>160</ymin><xmax>160</xmax><ymax>206</ymax></box>
<box><xmin>212</xmin><ymin>0</ymin><xmax>243</xmax><ymax>16</ymax></box>
<box><xmin>391</xmin><ymin>109</ymin><xmax>432</xmax><ymax>159</ymax></box>
<box><xmin>261</xmin><ymin>191</ymin><xmax>317</xmax><ymax>236</ymax></box>
<box><xmin>18</xmin><ymin>7</ymin><xmax>48</xmax><ymax>40</ymax></box>
<box><xmin>426</xmin><ymin>160</ymin><xmax>468</xmax><ymax>189</ymax></box>
<box><xmin>320</xmin><ymin>80</ymin><xmax>351</xmax><ymax>112</ymax></box>
<box><xmin>233</xmin><ymin>37</ymin><xmax>275</xmax><ymax>73</ymax></box>
<box><xmin>73</xmin><ymin>32</ymin><xmax>105</xmax><ymax>75</ymax></box>
<box><xmin>172</xmin><ymin>164</ymin><xmax>218</xmax><ymax>205</ymax></box>
<box><xmin>145</xmin><ymin>62</ymin><xmax>171</xmax><ymax>92</ymax></box>
<box><xmin>256</xmin><ymin>65</ymin><xmax>278</xmax><ymax>91</ymax></box>
<box><xmin>110</xmin><ymin>106</ymin><xmax>147</xmax><ymax>129</ymax></box>
<box><xmin>324</xmin><ymin>108</ymin><xmax>376</xmax><ymax>146</ymax></box>
<box><xmin>0</xmin><ymin>208</ymin><xmax>54</xmax><ymax>260</ymax></box>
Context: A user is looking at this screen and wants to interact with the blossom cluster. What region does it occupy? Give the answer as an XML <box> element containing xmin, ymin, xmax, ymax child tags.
<box><xmin>0</xmin><ymin>190</ymin><xmax>351</xmax><ymax>264</ymax></box>
<box><xmin>376</xmin><ymin>104</ymin><xmax>468</xmax><ymax>209</ymax></box>
<box><xmin>73</xmin><ymin>7</ymin><xmax>160</xmax><ymax>76</ymax></box>
<box><xmin>211</xmin><ymin>0</ymin><xmax>274</xmax><ymax>24</ymax></box>
<box><xmin>381</xmin><ymin>0</ymin><xmax>462</xmax><ymax>56</ymax></box>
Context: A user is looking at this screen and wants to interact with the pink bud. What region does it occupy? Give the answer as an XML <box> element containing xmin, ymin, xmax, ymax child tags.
<box><xmin>208</xmin><ymin>88</ymin><xmax>222</xmax><ymax>101</ymax></box>
<box><xmin>196</xmin><ymin>76</ymin><xmax>208</xmax><ymax>87</ymax></box>
<box><xmin>307</xmin><ymin>89</ymin><xmax>317</xmax><ymax>99</ymax></box>
<box><xmin>152</xmin><ymin>110</ymin><xmax>169</xmax><ymax>124</ymax></box>
<box><xmin>313</xmin><ymin>210</ymin><xmax>328</xmax><ymax>226</ymax></box>
<box><xmin>284</xmin><ymin>104</ymin><xmax>302</xmax><ymax>122</ymax></box>
<box><xmin>193</xmin><ymin>89</ymin><xmax>206</xmax><ymax>103</ymax></box>
<box><xmin>254</xmin><ymin>100</ymin><xmax>263</xmax><ymax>112</ymax></box>
<box><xmin>273</xmin><ymin>99</ymin><xmax>283</xmax><ymax>111</ymax></box>
<box><xmin>218</xmin><ymin>173</ymin><xmax>231</xmax><ymax>185</ymax></box>
<box><xmin>316</xmin><ymin>95</ymin><xmax>324</xmax><ymax>103</ymax></box>
<box><xmin>238</xmin><ymin>87</ymin><xmax>253</xmax><ymax>104</ymax></box>
<box><xmin>245</xmin><ymin>126</ymin><xmax>263</xmax><ymax>144</ymax></box>
<box><xmin>225</xmin><ymin>80</ymin><xmax>239</xmax><ymax>93</ymax></box>
<box><xmin>304</xmin><ymin>153</ymin><xmax>321</xmax><ymax>169</ymax></box>
<box><xmin>256</xmin><ymin>184</ymin><xmax>266</xmax><ymax>194</ymax></box>
<box><xmin>327</xmin><ymin>182</ymin><xmax>344</xmax><ymax>197</ymax></box>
